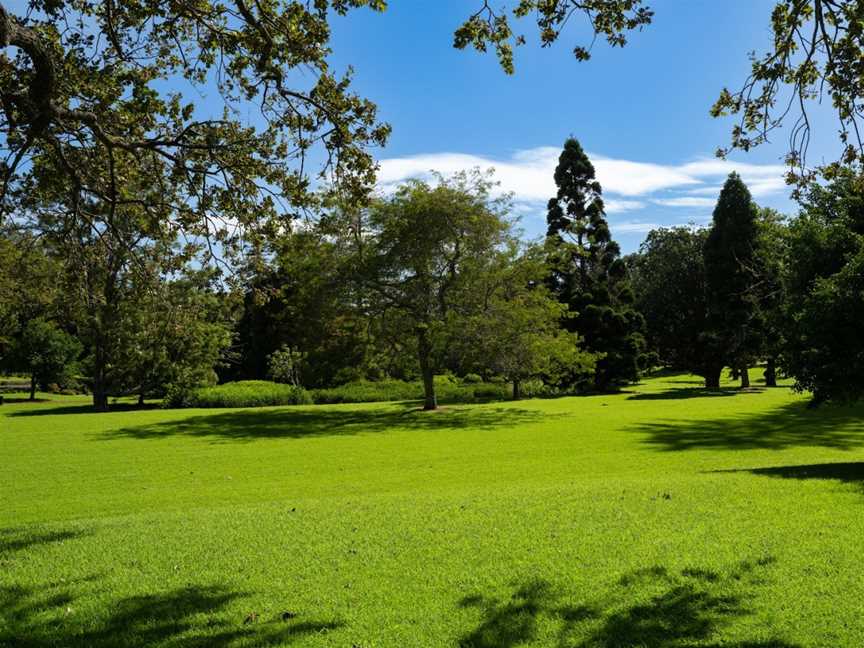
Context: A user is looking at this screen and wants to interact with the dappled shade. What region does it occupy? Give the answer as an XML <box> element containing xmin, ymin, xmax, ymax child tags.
<box><xmin>631</xmin><ymin>400</ymin><xmax>864</xmax><ymax>451</ymax></box>
<box><xmin>457</xmin><ymin>558</ymin><xmax>798</xmax><ymax>648</ymax></box>
<box><xmin>102</xmin><ymin>404</ymin><xmax>546</xmax><ymax>443</ymax></box>
<box><xmin>0</xmin><ymin>582</ymin><xmax>341</xmax><ymax>648</ymax></box>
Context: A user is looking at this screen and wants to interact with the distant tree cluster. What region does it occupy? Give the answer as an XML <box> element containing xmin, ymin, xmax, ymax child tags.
<box><xmin>631</xmin><ymin>170</ymin><xmax>864</xmax><ymax>404</ymax></box>
<box><xmin>3</xmin><ymin>0</ymin><xmax>864</xmax><ymax>409</ymax></box>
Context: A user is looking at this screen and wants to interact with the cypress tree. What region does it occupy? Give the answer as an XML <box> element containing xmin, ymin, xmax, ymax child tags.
<box><xmin>546</xmin><ymin>138</ymin><xmax>645</xmax><ymax>390</ymax></box>
<box><xmin>702</xmin><ymin>172</ymin><xmax>761</xmax><ymax>389</ymax></box>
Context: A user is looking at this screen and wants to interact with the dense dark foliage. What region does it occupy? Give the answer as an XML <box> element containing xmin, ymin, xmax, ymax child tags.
<box><xmin>545</xmin><ymin>138</ymin><xmax>646</xmax><ymax>390</ymax></box>
<box><xmin>631</xmin><ymin>227</ymin><xmax>709</xmax><ymax>373</ymax></box>
<box><xmin>701</xmin><ymin>173</ymin><xmax>762</xmax><ymax>389</ymax></box>
<box><xmin>782</xmin><ymin>172</ymin><xmax>864</xmax><ymax>404</ymax></box>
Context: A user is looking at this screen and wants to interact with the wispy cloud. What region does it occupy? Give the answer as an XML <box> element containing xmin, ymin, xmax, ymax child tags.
<box><xmin>377</xmin><ymin>147</ymin><xmax>791</xmax><ymax>211</ymax></box>
<box><xmin>652</xmin><ymin>197</ymin><xmax>717</xmax><ymax>208</ymax></box>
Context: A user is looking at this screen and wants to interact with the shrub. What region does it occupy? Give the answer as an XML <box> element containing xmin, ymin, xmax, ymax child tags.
<box><xmin>310</xmin><ymin>376</ymin><xmax>516</xmax><ymax>405</ymax></box>
<box><xmin>462</xmin><ymin>373</ymin><xmax>483</xmax><ymax>384</ymax></box>
<box><xmin>171</xmin><ymin>380</ymin><xmax>312</xmax><ymax>408</ymax></box>
<box><xmin>311</xmin><ymin>379</ymin><xmax>420</xmax><ymax>404</ymax></box>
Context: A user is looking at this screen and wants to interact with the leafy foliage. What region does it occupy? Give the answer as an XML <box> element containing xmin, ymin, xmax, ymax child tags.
<box><xmin>361</xmin><ymin>170</ymin><xmax>512</xmax><ymax>409</ymax></box>
<box><xmin>13</xmin><ymin>317</ymin><xmax>81</xmax><ymax>399</ymax></box>
<box><xmin>710</xmin><ymin>0</ymin><xmax>864</xmax><ymax>185</ymax></box>
<box><xmin>267</xmin><ymin>345</ymin><xmax>306</xmax><ymax>387</ymax></box>
<box><xmin>451</xmin><ymin>242</ymin><xmax>595</xmax><ymax>397</ymax></box>
<box><xmin>782</xmin><ymin>172</ymin><xmax>864</xmax><ymax>403</ymax></box>
<box><xmin>174</xmin><ymin>380</ymin><xmax>312</xmax><ymax>409</ymax></box>
<box><xmin>631</xmin><ymin>226</ymin><xmax>710</xmax><ymax>372</ymax></box>
<box><xmin>454</xmin><ymin>0</ymin><xmax>653</xmax><ymax>73</ymax></box>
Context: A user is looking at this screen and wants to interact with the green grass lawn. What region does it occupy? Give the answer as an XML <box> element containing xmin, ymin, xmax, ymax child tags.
<box><xmin>3</xmin><ymin>373</ymin><xmax>864</xmax><ymax>647</ymax></box>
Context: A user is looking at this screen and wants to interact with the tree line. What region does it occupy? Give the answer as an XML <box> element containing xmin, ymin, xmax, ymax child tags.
<box><xmin>2</xmin><ymin>137</ymin><xmax>862</xmax><ymax>410</ymax></box>
<box><xmin>2</xmin><ymin>1</ymin><xmax>864</xmax><ymax>410</ymax></box>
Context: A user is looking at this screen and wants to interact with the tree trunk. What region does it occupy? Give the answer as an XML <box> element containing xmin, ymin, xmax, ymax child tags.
<box><xmin>29</xmin><ymin>374</ymin><xmax>36</xmax><ymax>401</ymax></box>
<box><xmin>416</xmin><ymin>326</ymin><xmax>437</xmax><ymax>411</ymax></box>
<box><xmin>92</xmin><ymin>346</ymin><xmax>109</xmax><ymax>411</ymax></box>
<box><xmin>705</xmin><ymin>365</ymin><xmax>722</xmax><ymax>390</ymax></box>
<box><xmin>512</xmin><ymin>378</ymin><xmax>522</xmax><ymax>400</ymax></box>
<box><xmin>739</xmin><ymin>365</ymin><xmax>750</xmax><ymax>388</ymax></box>
<box><xmin>764</xmin><ymin>357</ymin><xmax>777</xmax><ymax>387</ymax></box>
<box><xmin>138</xmin><ymin>391</ymin><xmax>145</xmax><ymax>406</ymax></box>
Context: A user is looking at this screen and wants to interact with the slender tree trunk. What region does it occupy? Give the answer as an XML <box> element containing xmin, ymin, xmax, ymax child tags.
<box><xmin>29</xmin><ymin>374</ymin><xmax>36</xmax><ymax>401</ymax></box>
<box><xmin>92</xmin><ymin>344</ymin><xmax>109</xmax><ymax>411</ymax></box>
<box><xmin>705</xmin><ymin>365</ymin><xmax>722</xmax><ymax>390</ymax></box>
<box><xmin>512</xmin><ymin>378</ymin><xmax>522</xmax><ymax>401</ymax></box>
<box><xmin>416</xmin><ymin>326</ymin><xmax>437</xmax><ymax>411</ymax></box>
<box><xmin>138</xmin><ymin>391</ymin><xmax>145</xmax><ymax>406</ymax></box>
<box><xmin>739</xmin><ymin>366</ymin><xmax>750</xmax><ymax>388</ymax></box>
<box><xmin>764</xmin><ymin>357</ymin><xmax>777</xmax><ymax>387</ymax></box>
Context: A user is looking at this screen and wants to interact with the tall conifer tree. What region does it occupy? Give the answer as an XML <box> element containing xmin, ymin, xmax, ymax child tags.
<box><xmin>546</xmin><ymin>138</ymin><xmax>645</xmax><ymax>390</ymax></box>
<box><xmin>702</xmin><ymin>172</ymin><xmax>762</xmax><ymax>389</ymax></box>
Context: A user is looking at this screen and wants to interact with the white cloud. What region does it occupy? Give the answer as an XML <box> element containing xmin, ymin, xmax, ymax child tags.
<box><xmin>612</xmin><ymin>221</ymin><xmax>662</xmax><ymax>234</ymax></box>
<box><xmin>605</xmin><ymin>199</ymin><xmax>647</xmax><ymax>213</ymax></box>
<box><xmin>376</xmin><ymin>147</ymin><xmax>791</xmax><ymax>223</ymax></box>
<box><xmin>652</xmin><ymin>196</ymin><xmax>716</xmax><ymax>208</ymax></box>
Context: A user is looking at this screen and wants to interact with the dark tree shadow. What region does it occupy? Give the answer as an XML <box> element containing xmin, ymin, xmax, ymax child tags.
<box><xmin>0</xmin><ymin>527</ymin><xmax>91</xmax><ymax>555</ymax></box>
<box><xmin>631</xmin><ymin>400</ymin><xmax>864</xmax><ymax>452</ymax></box>
<box><xmin>716</xmin><ymin>462</ymin><xmax>864</xmax><ymax>493</ymax></box>
<box><xmin>98</xmin><ymin>405</ymin><xmax>546</xmax><ymax>443</ymax></box>
<box><xmin>458</xmin><ymin>558</ymin><xmax>800</xmax><ymax>648</ymax></box>
<box><xmin>628</xmin><ymin>387</ymin><xmax>746</xmax><ymax>401</ymax></box>
<box><xmin>0</xmin><ymin>581</ymin><xmax>342</xmax><ymax>648</ymax></box>
<box><xmin>1</xmin><ymin>397</ymin><xmax>53</xmax><ymax>404</ymax></box>
<box><xmin>458</xmin><ymin>579</ymin><xmax>598</xmax><ymax>648</ymax></box>
<box><xmin>8</xmin><ymin>402</ymin><xmax>160</xmax><ymax>417</ymax></box>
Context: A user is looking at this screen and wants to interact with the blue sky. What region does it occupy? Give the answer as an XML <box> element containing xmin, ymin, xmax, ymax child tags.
<box><xmin>329</xmin><ymin>1</ymin><xmax>841</xmax><ymax>251</ymax></box>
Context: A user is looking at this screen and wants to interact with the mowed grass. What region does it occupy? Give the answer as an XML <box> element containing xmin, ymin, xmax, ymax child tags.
<box><xmin>2</xmin><ymin>374</ymin><xmax>864</xmax><ymax>647</ymax></box>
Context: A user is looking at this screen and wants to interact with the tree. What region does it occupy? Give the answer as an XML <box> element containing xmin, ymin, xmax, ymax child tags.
<box><xmin>267</xmin><ymin>345</ymin><xmax>306</xmax><ymax>387</ymax></box>
<box><xmin>455</xmin><ymin>1</ymin><xmax>653</xmax><ymax>73</ymax></box>
<box><xmin>457</xmin><ymin>1</ymin><xmax>864</xmax><ymax>186</ymax></box>
<box><xmin>753</xmin><ymin>208</ymin><xmax>790</xmax><ymax>388</ymax></box>
<box><xmin>111</xmin><ymin>272</ymin><xmax>233</xmax><ymax>405</ymax></box>
<box><xmin>232</xmin><ymin>228</ymin><xmax>369</xmax><ymax>387</ymax></box>
<box><xmin>702</xmin><ymin>173</ymin><xmax>762</xmax><ymax>389</ymax></box>
<box><xmin>14</xmin><ymin>318</ymin><xmax>81</xmax><ymax>400</ymax></box>
<box><xmin>362</xmin><ymin>171</ymin><xmax>510</xmax><ymax>410</ymax></box>
<box><xmin>0</xmin><ymin>229</ymin><xmax>61</xmax><ymax>364</ymax></box>
<box><xmin>546</xmin><ymin>138</ymin><xmax>646</xmax><ymax>391</ymax></box>
<box><xmin>0</xmin><ymin>1</ymin><xmax>388</xmax><ymax>244</ymax></box>
<box><xmin>782</xmin><ymin>171</ymin><xmax>864</xmax><ymax>404</ymax></box>
<box><xmin>450</xmin><ymin>243</ymin><xmax>594</xmax><ymax>398</ymax></box>
<box><xmin>631</xmin><ymin>226</ymin><xmax>710</xmax><ymax>373</ymax></box>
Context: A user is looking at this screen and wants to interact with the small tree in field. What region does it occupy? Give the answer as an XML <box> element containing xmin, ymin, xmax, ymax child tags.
<box><xmin>15</xmin><ymin>319</ymin><xmax>81</xmax><ymax>400</ymax></box>
<box><xmin>362</xmin><ymin>171</ymin><xmax>510</xmax><ymax>410</ymax></box>
<box><xmin>452</xmin><ymin>243</ymin><xmax>594</xmax><ymax>398</ymax></box>
<box><xmin>268</xmin><ymin>345</ymin><xmax>307</xmax><ymax>387</ymax></box>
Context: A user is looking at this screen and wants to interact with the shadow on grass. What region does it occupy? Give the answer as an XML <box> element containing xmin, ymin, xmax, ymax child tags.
<box><xmin>0</xmin><ymin>524</ymin><xmax>342</xmax><ymax>646</ymax></box>
<box><xmin>0</xmin><ymin>527</ymin><xmax>91</xmax><ymax>555</ymax></box>
<box><xmin>717</xmin><ymin>462</ymin><xmax>864</xmax><ymax>493</ymax></box>
<box><xmin>0</xmin><ymin>581</ymin><xmax>342</xmax><ymax>648</ymax></box>
<box><xmin>8</xmin><ymin>402</ymin><xmax>159</xmax><ymax>417</ymax></box>
<box><xmin>100</xmin><ymin>404</ymin><xmax>546</xmax><ymax>443</ymax></box>
<box><xmin>458</xmin><ymin>558</ymin><xmax>798</xmax><ymax>648</ymax></box>
<box><xmin>628</xmin><ymin>387</ymin><xmax>748</xmax><ymax>401</ymax></box>
<box><xmin>631</xmin><ymin>400</ymin><xmax>864</xmax><ymax>452</ymax></box>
